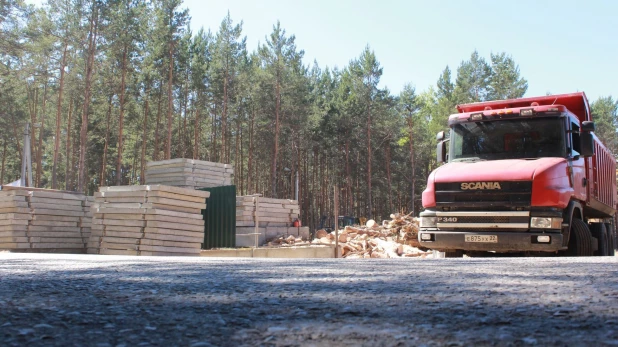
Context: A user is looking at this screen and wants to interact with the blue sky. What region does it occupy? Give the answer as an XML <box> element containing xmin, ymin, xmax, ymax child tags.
<box><xmin>25</xmin><ymin>0</ymin><xmax>617</xmax><ymax>102</ymax></box>
<box><xmin>182</xmin><ymin>0</ymin><xmax>617</xmax><ymax>102</ymax></box>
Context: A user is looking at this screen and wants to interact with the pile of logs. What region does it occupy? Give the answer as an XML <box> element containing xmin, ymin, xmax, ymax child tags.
<box><xmin>0</xmin><ymin>187</ymin><xmax>92</xmax><ymax>253</ymax></box>
<box><xmin>145</xmin><ymin>158</ymin><xmax>233</xmax><ymax>189</ymax></box>
<box><xmin>312</xmin><ymin>212</ymin><xmax>430</xmax><ymax>258</ymax></box>
<box><xmin>87</xmin><ymin>185</ymin><xmax>209</xmax><ymax>256</ymax></box>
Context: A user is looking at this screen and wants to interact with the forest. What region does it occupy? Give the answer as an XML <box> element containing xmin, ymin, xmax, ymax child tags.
<box><xmin>1</xmin><ymin>0</ymin><xmax>617</xmax><ymax>230</ymax></box>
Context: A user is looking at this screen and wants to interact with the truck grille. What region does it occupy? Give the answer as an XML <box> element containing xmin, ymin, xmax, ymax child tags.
<box><xmin>435</xmin><ymin>181</ymin><xmax>532</xmax><ymax>208</ymax></box>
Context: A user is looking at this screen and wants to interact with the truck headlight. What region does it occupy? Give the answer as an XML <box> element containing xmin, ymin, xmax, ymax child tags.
<box><xmin>420</xmin><ymin>217</ymin><xmax>437</xmax><ymax>228</ymax></box>
<box><xmin>530</xmin><ymin>217</ymin><xmax>562</xmax><ymax>229</ymax></box>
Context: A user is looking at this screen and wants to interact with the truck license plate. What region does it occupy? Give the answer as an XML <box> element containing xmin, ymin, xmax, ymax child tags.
<box><xmin>465</xmin><ymin>235</ymin><xmax>498</xmax><ymax>243</ymax></box>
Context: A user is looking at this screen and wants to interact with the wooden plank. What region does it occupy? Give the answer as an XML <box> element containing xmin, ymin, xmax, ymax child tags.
<box><xmin>144</xmin><ymin>214</ymin><xmax>204</xmax><ymax>226</ymax></box>
<box><xmin>100</xmin><ymin>241</ymin><xmax>138</xmax><ymax>250</ymax></box>
<box><xmin>145</xmin><ymin>191</ymin><xmax>207</xmax><ymax>204</ymax></box>
<box><xmin>143</xmin><ymin>227</ymin><xmax>204</xmax><ymax>238</ymax></box>
<box><xmin>95</xmin><ymin>191</ymin><xmax>148</xmax><ymax>198</ymax></box>
<box><xmin>141</xmin><ymin>233</ymin><xmax>202</xmax><ymax>243</ymax></box>
<box><xmin>29</xmin><ymin>221</ymin><xmax>78</xmax><ymax>227</ymax></box>
<box><xmin>101</xmin><ymin>237</ymin><xmax>140</xmax><ymax>245</ymax></box>
<box><xmin>0</xmin><ymin>231</ymin><xmax>28</xmax><ymax>237</ymax></box>
<box><xmin>0</xmin><ymin>202</ymin><xmax>28</xmax><ymax>209</ymax></box>
<box><xmin>99</xmin><ymin>249</ymin><xmax>139</xmax><ymax>256</ymax></box>
<box><xmin>91</xmin><ymin>224</ymin><xmax>145</xmax><ymax>233</ymax></box>
<box><xmin>27</xmin><ymin>231</ymin><xmax>84</xmax><ymax>238</ymax></box>
<box><xmin>99</xmin><ymin>185</ymin><xmax>210</xmax><ymax>198</ymax></box>
<box><xmin>0</xmin><ymin>213</ymin><xmax>31</xmax><ymax>220</ymax></box>
<box><xmin>100</xmin><ymin>231</ymin><xmax>144</xmax><ymax>239</ymax></box>
<box><xmin>32</xmin><ymin>209</ymin><xmax>84</xmax><ymax>217</ymax></box>
<box><xmin>28</xmin><ymin>197</ymin><xmax>84</xmax><ymax>206</ymax></box>
<box><xmin>0</xmin><ymin>219</ymin><xmax>29</xmax><ymax>226</ymax></box>
<box><xmin>28</xmin><ymin>226</ymin><xmax>82</xmax><ymax>233</ymax></box>
<box><xmin>29</xmin><ymin>237</ymin><xmax>85</xmax><ymax>243</ymax></box>
<box><xmin>137</xmin><ymin>244</ymin><xmax>198</xmax><ymax>253</ymax></box>
<box><xmin>145</xmin><ymin>167</ymin><xmax>193</xmax><ymax>175</ymax></box>
<box><xmin>146</xmin><ymin>158</ymin><xmax>193</xmax><ymax>166</ymax></box>
<box><xmin>30</xmin><ymin>203</ymin><xmax>83</xmax><ymax>211</ymax></box>
<box><xmin>0</xmin><ymin>225</ymin><xmax>28</xmax><ymax>232</ymax></box>
<box><xmin>0</xmin><ymin>243</ymin><xmax>31</xmax><ymax>249</ymax></box>
<box><xmin>0</xmin><ymin>207</ymin><xmax>31</xmax><ymax>214</ymax></box>
<box><xmin>0</xmin><ymin>196</ymin><xmax>28</xmax><ymax>203</ymax></box>
<box><xmin>29</xmin><ymin>190</ymin><xmax>85</xmax><ymax>200</ymax></box>
<box><xmin>138</xmin><ymin>251</ymin><xmax>198</xmax><ymax>256</ymax></box>
<box><xmin>138</xmin><ymin>239</ymin><xmax>201</xmax><ymax>249</ymax></box>
<box><xmin>0</xmin><ymin>190</ymin><xmax>30</xmax><ymax>197</ymax></box>
<box><xmin>30</xmin><ymin>242</ymin><xmax>85</xmax><ymax>249</ymax></box>
<box><xmin>93</xmin><ymin>219</ymin><xmax>146</xmax><ymax>228</ymax></box>
<box><xmin>32</xmin><ymin>215</ymin><xmax>81</xmax><ymax>222</ymax></box>
<box><xmin>0</xmin><ymin>237</ymin><xmax>29</xmax><ymax>243</ymax></box>
<box><xmin>144</xmin><ymin>197</ymin><xmax>205</xmax><ymax>210</ymax></box>
<box><xmin>148</xmin><ymin>203</ymin><xmax>203</xmax><ymax>214</ymax></box>
<box><xmin>145</xmin><ymin>221</ymin><xmax>204</xmax><ymax>232</ymax></box>
<box><xmin>91</xmin><ymin>208</ymin><xmax>203</xmax><ymax>219</ymax></box>
<box><xmin>93</xmin><ymin>213</ymin><xmax>145</xmax><ymax>220</ymax></box>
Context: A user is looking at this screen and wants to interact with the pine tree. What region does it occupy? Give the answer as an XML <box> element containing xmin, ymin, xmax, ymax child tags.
<box><xmin>487</xmin><ymin>52</ymin><xmax>527</xmax><ymax>100</ymax></box>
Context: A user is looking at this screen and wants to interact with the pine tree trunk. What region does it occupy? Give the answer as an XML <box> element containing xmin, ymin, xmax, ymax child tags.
<box><xmin>239</xmin><ymin>121</ymin><xmax>244</xmax><ymax>194</ymax></box>
<box><xmin>407</xmin><ymin>117</ymin><xmax>415</xmax><ymax>214</ymax></box>
<box><xmin>222</xmin><ymin>66</ymin><xmax>228</xmax><ymax>163</ymax></box>
<box><xmin>116</xmin><ymin>46</ymin><xmax>128</xmax><ymax>186</ymax></box>
<box><xmin>212</xmin><ymin>104</ymin><xmax>217</xmax><ymax>162</ymax></box>
<box><xmin>64</xmin><ymin>100</ymin><xmax>73</xmax><ymax>190</ymax></box>
<box><xmin>386</xmin><ymin>142</ymin><xmax>392</xmax><ymax>213</ymax></box>
<box><xmin>165</xmin><ymin>42</ymin><xmax>174</xmax><ymax>160</ymax></box>
<box><xmin>140</xmin><ymin>86</ymin><xmax>150</xmax><ymax>184</ymax></box>
<box><xmin>271</xmin><ymin>70</ymin><xmax>281</xmax><ymax>198</ymax></box>
<box><xmin>154</xmin><ymin>85</ymin><xmax>163</xmax><ymax>161</ymax></box>
<box><xmin>366</xmin><ymin>101</ymin><xmax>373</xmax><ymax>219</ymax></box>
<box><xmin>77</xmin><ymin>2</ymin><xmax>99</xmax><ymax>193</ymax></box>
<box><xmin>247</xmin><ymin>107</ymin><xmax>254</xmax><ymax>194</ymax></box>
<box><xmin>182</xmin><ymin>69</ymin><xmax>189</xmax><ymax>158</ymax></box>
<box><xmin>52</xmin><ymin>42</ymin><xmax>68</xmax><ymax>189</ymax></box>
<box><xmin>101</xmin><ymin>94</ymin><xmax>113</xmax><ymax>187</ymax></box>
<box><xmin>193</xmin><ymin>93</ymin><xmax>200</xmax><ymax>160</ymax></box>
<box><xmin>10</xmin><ymin>111</ymin><xmax>22</xmax><ymax>162</ymax></box>
<box><xmin>36</xmin><ymin>80</ymin><xmax>48</xmax><ymax>187</ymax></box>
<box><xmin>1</xmin><ymin>139</ymin><xmax>6</xmax><ymax>184</ymax></box>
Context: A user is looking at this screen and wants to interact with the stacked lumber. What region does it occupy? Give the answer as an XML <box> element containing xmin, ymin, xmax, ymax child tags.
<box><xmin>312</xmin><ymin>212</ymin><xmax>430</xmax><ymax>258</ymax></box>
<box><xmin>88</xmin><ymin>185</ymin><xmax>209</xmax><ymax>256</ymax></box>
<box><xmin>235</xmin><ymin>226</ymin><xmax>311</xmax><ymax>247</ymax></box>
<box><xmin>145</xmin><ymin>158</ymin><xmax>233</xmax><ymax>189</ymax></box>
<box><xmin>0</xmin><ymin>187</ymin><xmax>92</xmax><ymax>253</ymax></box>
<box><xmin>235</xmin><ymin>196</ymin><xmax>304</xmax><ymax>246</ymax></box>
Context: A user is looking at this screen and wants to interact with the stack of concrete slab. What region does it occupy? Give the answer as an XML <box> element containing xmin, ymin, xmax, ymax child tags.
<box><xmin>87</xmin><ymin>185</ymin><xmax>209</xmax><ymax>256</ymax></box>
<box><xmin>145</xmin><ymin>159</ymin><xmax>233</xmax><ymax>189</ymax></box>
<box><xmin>235</xmin><ymin>196</ymin><xmax>309</xmax><ymax>247</ymax></box>
<box><xmin>0</xmin><ymin>187</ymin><xmax>91</xmax><ymax>253</ymax></box>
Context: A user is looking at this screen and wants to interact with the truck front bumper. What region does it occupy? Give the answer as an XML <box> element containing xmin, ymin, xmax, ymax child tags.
<box><xmin>418</xmin><ymin>231</ymin><xmax>564</xmax><ymax>253</ymax></box>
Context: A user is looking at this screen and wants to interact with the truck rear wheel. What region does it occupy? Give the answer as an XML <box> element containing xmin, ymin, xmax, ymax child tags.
<box><xmin>605</xmin><ymin>223</ymin><xmax>616</xmax><ymax>256</ymax></box>
<box><xmin>566</xmin><ymin>219</ymin><xmax>594</xmax><ymax>256</ymax></box>
<box><xmin>590</xmin><ymin>223</ymin><xmax>609</xmax><ymax>256</ymax></box>
<box><xmin>445</xmin><ymin>250</ymin><xmax>464</xmax><ymax>258</ymax></box>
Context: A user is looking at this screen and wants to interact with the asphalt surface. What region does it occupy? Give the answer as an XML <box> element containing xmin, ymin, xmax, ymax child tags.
<box><xmin>1</xmin><ymin>254</ymin><xmax>618</xmax><ymax>346</ymax></box>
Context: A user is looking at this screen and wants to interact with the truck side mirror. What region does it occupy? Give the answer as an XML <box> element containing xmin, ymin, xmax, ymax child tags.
<box><xmin>582</xmin><ymin>121</ymin><xmax>595</xmax><ymax>132</ymax></box>
<box><xmin>437</xmin><ymin>140</ymin><xmax>448</xmax><ymax>163</ymax></box>
<box><xmin>436</xmin><ymin>131</ymin><xmax>445</xmax><ymax>142</ymax></box>
<box><xmin>580</xmin><ymin>132</ymin><xmax>595</xmax><ymax>157</ymax></box>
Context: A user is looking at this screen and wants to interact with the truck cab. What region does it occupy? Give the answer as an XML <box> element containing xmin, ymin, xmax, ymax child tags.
<box><xmin>418</xmin><ymin>93</ymin><xmax>616</xmax><ymax>256</ymax></box>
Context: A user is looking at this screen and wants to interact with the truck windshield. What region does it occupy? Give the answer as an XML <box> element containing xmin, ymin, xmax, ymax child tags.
<box><xmin>449</xmin><ymin>118</ymin><xmax>565</xmax><ymax>162</ymax></box>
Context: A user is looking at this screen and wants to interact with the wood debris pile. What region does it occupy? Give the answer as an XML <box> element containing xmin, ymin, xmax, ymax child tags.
<box><xmin>145</xmin><ymin>158</ymin><xmax>233</xmax><ymax>190</ymax></box>
<box><xmin>0</xmin><ymin>187</ymin><xmax>92</xmax><ymax>253</ymax></box>
<box><xmin>88</xmin><ymin>185</ymin><xmax>208</xmax><ymax>256</ymax></box>
<box><xmin>312</xmin><ymin>213</ymin><xmax>430</xmax><ymax>258</ymax></box>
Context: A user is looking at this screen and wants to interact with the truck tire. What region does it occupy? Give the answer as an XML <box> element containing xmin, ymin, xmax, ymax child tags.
<box><xmin>590</xmin><ymin>223</ymin><xmax>609</xmax><ymax>256</ymax></box>
<box><xmin>605</xmin><ymin>223</ymin><xmax>616</xmax><ymax>256</ymax></box>
<box><xmin>566</xmin><ymin>219</ymin><xmax>594</xmax><ymax>256</ymax></box>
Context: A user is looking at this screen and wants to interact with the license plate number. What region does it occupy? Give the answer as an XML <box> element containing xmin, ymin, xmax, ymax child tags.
<box><xmin>465</xmin><ymin>235</ymin><xmax>498</xmax><ymax>243</ymax></box>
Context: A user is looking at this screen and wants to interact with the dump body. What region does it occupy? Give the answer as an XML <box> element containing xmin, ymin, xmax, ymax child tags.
<box><xmin>419</xmin><ymin>92</ymin><xmax>616</xmax><ymax>254</ymax></box>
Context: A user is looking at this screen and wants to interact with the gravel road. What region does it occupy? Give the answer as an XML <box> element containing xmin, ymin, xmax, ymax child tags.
<box><xmin>1</xmin><ymin>253</ymin><xmax>617</xmax><ymax>346</ymax></box>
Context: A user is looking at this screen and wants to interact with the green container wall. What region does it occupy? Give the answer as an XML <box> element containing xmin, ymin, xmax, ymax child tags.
<box><xmin>200</xmin><ymin>185</ymin><xmax>236</xmax><ymax>249</ymax></box>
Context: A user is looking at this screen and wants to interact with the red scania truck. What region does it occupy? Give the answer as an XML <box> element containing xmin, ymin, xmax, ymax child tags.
<box><xmin>418</xmin><ymin>92</ymin><xmax>617</xmax><ymax>257</ymax></box>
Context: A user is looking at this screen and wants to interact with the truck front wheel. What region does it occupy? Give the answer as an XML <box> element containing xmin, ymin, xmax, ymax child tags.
<box><xmin>566</xmin><ymin>219</ymin><xmax>594</xmax><ymax>256</ymax></box>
